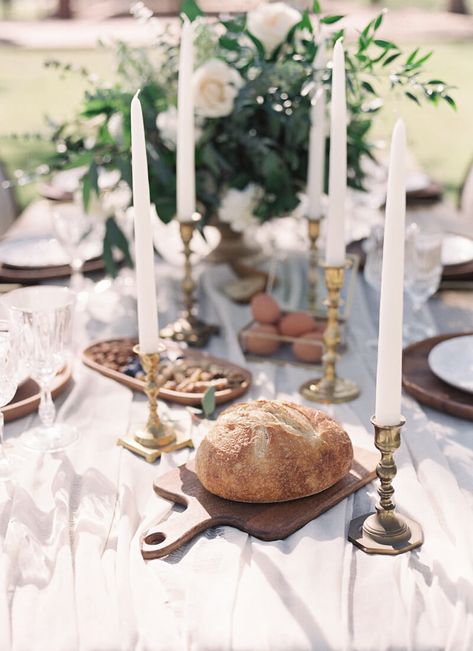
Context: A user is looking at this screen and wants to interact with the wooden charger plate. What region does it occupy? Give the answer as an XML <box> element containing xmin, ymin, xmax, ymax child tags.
<box><xmin>0</xmin><ymin>257</ymin><xmax>105</xmax><ymax>283</ymax></box>
<box><xmin>82</xmin><ymin>337</ymin><xmax>251</xmax><ymax>407</ymax></box>
<box><xmin>1</xmin><ymin>364</ymin><xmax>73</xmax><ymax>422</ymax></box>
<box><xmin>402</xmin><ymin>332</ymin><xmax>473</xmax><ymax>421</ymax></box>
<box><xmin>141</xmin><ymin>447</ymin><xmax>378</xmax><ymax>559</ymax></box>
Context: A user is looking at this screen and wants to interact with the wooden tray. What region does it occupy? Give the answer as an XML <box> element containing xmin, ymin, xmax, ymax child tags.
<box><xmin>141</xmin><ymin>447</ymin><xmax>378</xmax><ymax>559</ymax></box>
<box><xmin>82</xmin><ymin>337</ymin><xmax>251</xmax><ymax>407</ymax></box>
<box><xmin>1</xmin><ymin>364</ymin><xmax>73</xmax><ymax>422</ymax></box>
<box><xmin>402</xmin><ymin>332</ymin><xmax>473</xmax><ymax>421</ymax></box>
<box><xmin>0</xmin><ymin>257</ymin><xmax>105</xmax><ymax>283</ymax></box>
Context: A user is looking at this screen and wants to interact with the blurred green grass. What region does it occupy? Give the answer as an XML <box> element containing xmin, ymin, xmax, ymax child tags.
<box><xmin>0</xmin><ymin>47</ymin><xmax>114</xmax><ymax>207</ymax></box>
<box><xmin>0</xmin><ymin>38</ymin><xmax>472</xmax><ymax>210</ymax></box>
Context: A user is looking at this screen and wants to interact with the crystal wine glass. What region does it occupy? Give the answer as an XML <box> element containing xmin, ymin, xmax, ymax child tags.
<box><xmin>3</xmin><ymin>286</ymin><xmax>78</xmax><ymax>452</ymax></box>
<box><xmin>51</xmin><ymin>202</ymin><xmax>97</xmax><ymax>298</ymax></box>
<box><xmin>404</xmin><ymin>225</ymin><xmax>443</xmax><ymax>343</ymax></box>
<box><xmin>0</xmin><ymin>322</ymin><xmax>18</xmax><ymax>479</ymax></box>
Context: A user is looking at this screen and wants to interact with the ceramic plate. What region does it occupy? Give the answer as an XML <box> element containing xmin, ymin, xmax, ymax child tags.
<box><xmin>428</xmin><ymin>335</ymin><xmax>473</xmax><ymax>394</ymax></box>
<box><xmin>0</xmin><ymin>236</ymin><xmax>101</xmax><ymax>269</ymax></box>
<box><xmin>441</xmin><ymin>234</ymin><xmax>473</xmax><ymax>267</ymax></box>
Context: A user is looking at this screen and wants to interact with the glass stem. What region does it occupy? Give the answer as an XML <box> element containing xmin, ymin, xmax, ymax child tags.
<box><xmin>39</xmin><ymin>381</ymin><xmax>56</xmax><ymax>429</ymax></box>
<box><xmin>70</xmin><ymin>257</ymin><xmax>84</xmax><ymax>292</ymax></box>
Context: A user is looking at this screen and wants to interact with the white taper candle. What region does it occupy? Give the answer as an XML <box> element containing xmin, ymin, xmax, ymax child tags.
<box><xmin>307</xmin><ymin>88</ymin><xmax>326</xmax><ymax>220</ymax></box>
<box><xmin>131</xmin><ymin>91</ymin><xmax>160</xmax><ymax>354</ymax></box>
<box><xmin>326</xmin><ymin>39</ymin><xmax>347</xmax><ymax>266</ymax></box>
<box><xmin>307</xmin><ymin>39</ymin><xmax>326</xmax><ymax>220</ymax></box>
<box><xmin>375</xmin><ymin>119</ymin><xmax>407</xmax><ymax>426</ymax></box>
<box><xmin>176</xmin><ymin>16</ymin><xmax>196</xmax><ymax>222</ymax></box>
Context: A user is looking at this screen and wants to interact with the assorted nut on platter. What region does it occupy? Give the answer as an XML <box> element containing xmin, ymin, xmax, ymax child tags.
<box><xmin>137</xmin><ymin>358</ymin><xmax>247</xmax><ymax>395</ymax></box>
<box><xmin>240</xmin><ymin>293</ymin><xmax>327</xmax><ymax>365</ymax></box>
<box><xmin>88</xmin><ymin>339</ymin><xmax>247</xmax><ymax>395</ymax></box>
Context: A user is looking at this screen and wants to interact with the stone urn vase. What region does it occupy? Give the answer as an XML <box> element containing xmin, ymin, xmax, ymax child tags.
<box><xmin>205</xmin><ymin>219</ymin><xmax>262</xmax><ymax>265</ymax></box>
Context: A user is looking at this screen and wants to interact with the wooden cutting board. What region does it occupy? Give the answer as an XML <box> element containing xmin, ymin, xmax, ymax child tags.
<box><xmin>141</xmin><ymin>446</ymin><xmax>378</xmax><ymax>560</ymax></box>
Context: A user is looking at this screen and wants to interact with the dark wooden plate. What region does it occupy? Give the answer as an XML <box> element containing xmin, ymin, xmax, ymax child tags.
<box><xmin>402</xmin><ymin>332</ymin><xmax>473</xmax><ymax>421</ymax></box>
<box><xmin>141</xmin><ymin>447</ymin><xmax>378</xmax><ymax>559</ymax></box>
<box><xmin>1</xmin><ymin>364</ymin><xmax>73</xmax><ymax>422</ymax></box>
<box><xmin>0</xmin><ymin>257</ymin><xmax>105</xmax><ymax>283</ymax></box>
<box><xmin>82</xmin><ymin>337</ymin><xmax>251</xmax><ymax>407</ymax></box>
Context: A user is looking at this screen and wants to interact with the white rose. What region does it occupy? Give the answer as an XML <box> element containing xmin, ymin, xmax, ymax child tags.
<box><xmin>247</xmin><ymin>2</ymin><xmax>301</xmax><ymax>56</ymax></box>
<box><xmin>218</xmin><ymin>184</ymin><xmax>263</xmax><ymax>233</ymax></box>
<box><xmin>108</xmin><ymin>112</ymin><xmax>124</xmax><ymax>144</ymax></box>
<box><xmin>156</xmin><ymin>106</ymin><xmax>203</xmax><ymax>148</ymax></box>
<box><xmin>193</xmin><ymin>59</ymin><xmax>243</xmax><ymax>119</ymax></box>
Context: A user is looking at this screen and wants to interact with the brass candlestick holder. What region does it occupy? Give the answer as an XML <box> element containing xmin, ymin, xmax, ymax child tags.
<box><xmin>300</xmin><ymin>260</ymin><xmax>359</xmax><ymax>403</ymax></box>
<box><xmin>348</xmin><ymin>417</ymin><xmax>423</xmax><ymax>555</ymax></box>
<box><xmin>307</xmin><ymin>218</ymin><xmax>321</xmax><ymax>314</ymax></box>
<box><xmin>160</xmin><ymin>213</ymin><xmax>219</xmax><ymax>348</ymax></box>
<box><xmin>117</xmin><ymin>344</ymin><xmax>193</xmax><ymax>463</ymax></box>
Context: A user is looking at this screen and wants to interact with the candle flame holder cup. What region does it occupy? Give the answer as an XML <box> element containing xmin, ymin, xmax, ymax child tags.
<box><xmin>300</xmin><ymin>260</ymin><xmax>359</xmax><ymax>403</ymax></box>
<box><xmin>348</xmin><ymin>416</ymin><xmax>423</xmax><ymax>554</ymax></box>
<box><xmin>117</xmin><ymin>344</ymin><xmax>193</xmax><ymax>463</ymax></box>
<box><xmin>307</xmin><ymin>217</ymin><xmax>321</xmax><ymax>315</ymax></box>
<box><xmin>160</xmin><ymin>213</ymin><xmax>219</xmax><ymax>348</ymax></box>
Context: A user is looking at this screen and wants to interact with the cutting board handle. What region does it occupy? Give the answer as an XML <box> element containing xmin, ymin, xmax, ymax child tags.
<box><xmin>142</xmin><ymin>497</ymin><xmax>218</xmax><ymax>560</ymax></box>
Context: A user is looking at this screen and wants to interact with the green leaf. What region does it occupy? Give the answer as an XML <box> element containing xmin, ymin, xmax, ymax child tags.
<box><xmin>361</xmin><ymin>19</ymin><xmax>373</xmax><ymax>39</ymax></box>
<box><xmin>154</xmin><ymin>196</ymin><xmax>176</xmax><ymax>223</ymax></box>
<box><xmin>382</xmin><ymin>52</ymin><xmax>402</xmax><ymax>67</ymax></box>
<box><xmin>180</xmin><ymin>0</ymin><xmax>203</xmax><ymax>22</ymax></box>
<box><xmin>103</xmin><ymin>215</ymin><xmax>133</xmax><ymax>277</ymax></box>
<box><xmin>405</xmin><ymin>91</ymin><xmax>421</xmax><ymax>105</ymax></box>
<box><xmin>312</xmin><ymin>0</ymin><xmax>321</xmax><ymax>14</ymax></box>
<box><xmin>361</xmin><ymin>80</ymin><xmax>376</xmax><ymax>94</ymax></box>
<box><xmin>415</xmin><ymin>51</ymin><xmax>433</xmax><ymax>67</ymax></box>
<box><xmin>374</xmin><ymin>10</ymin><xmax>386</xmax><ymax>30</ymax></box>
<box><xmin>406</xmin><ymin>47</ymin><xmax>419</xmax><ymax>65</ymax></box>
<box><xmin>332</xmin><ymin>28</ymin><xmax>345</xmax><ymax>43</ymax></box>
<box><xmin>245</xmin><ymin>30</ymin><xmax>265</xmax><ymax>59</ymax></box>
<box><xmin>201</xmin><ymin>386</ymin><xmax>216</xmax><ymax>419</ymax></box>
<box><xmin>374</xmin><ymin>39</ymin><xmax>398</xmax><ymax>50</ymax></box>
<box><xmin>82</xmin><ymin>160</ymin><xmax>98</xmax><ymax>211</ymax></box>
<box><xmin>427</xmin><ymin>79</ymin><xmax>446</xmax><ymax>85</ymax></box>
<box><xmin>219</xmin><ymin>35</ymin><xmax>240</xmax><ymax>51</ymax></box>
<box><xmin>221</xmin><ymin>17</ymin><xmax>245</xmax><ymax>33</ymax></box>
<box><xmin>320</xmin><ymin>14</ymin><xmax>344</xmax><ymax>24</ymax></box>
<box><xmin>298</xmin><ymin>9</ymin><xmax>313</xmax><ymax>33</ymax></box>
<box><xmin>444</xmin><ymin>95</ymin><xmax>457</xmax><ymax>110</ymax></box>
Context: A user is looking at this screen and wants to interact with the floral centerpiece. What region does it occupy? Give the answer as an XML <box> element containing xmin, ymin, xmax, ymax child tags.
<box><xmin>38</xmin><ymin>0</ymin><xmax>454</xmax><ymax>272</ymax></box>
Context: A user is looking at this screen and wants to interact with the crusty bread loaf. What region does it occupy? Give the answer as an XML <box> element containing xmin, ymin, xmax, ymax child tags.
<box><xmin>195</xmin><ymin>400</ymin><xmax>353</xmax><ymax>503</ymax></box>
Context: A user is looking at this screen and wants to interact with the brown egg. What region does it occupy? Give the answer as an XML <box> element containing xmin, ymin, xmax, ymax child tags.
<box><xmin>242</xmin><ymin>324</ymin><xmax>280</xmax><ymax>355</ymax></box>
<box><xmin>279</xmin><ymin>312</ymin><xmax>318</xmax><ymax>338</ymax></box>
<box><xmin>292</xmin><ymin>331</ymin><xmax>324</xmax><ymax>363</ymax></box>
<box><xmin>250</xmin><ymin>293</ymin><xmax>281</xmax><ymax>325</ymax></box>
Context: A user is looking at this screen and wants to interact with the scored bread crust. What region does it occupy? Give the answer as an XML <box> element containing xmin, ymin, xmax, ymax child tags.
<box><xmin>195</xmin><ymin>400</ymin><xmax>353</xmax><ymax>503</ymax></box>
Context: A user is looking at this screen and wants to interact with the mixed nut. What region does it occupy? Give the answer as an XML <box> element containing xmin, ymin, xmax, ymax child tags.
<box><xmin>87</xmin><ymin>339</ymin><xmax>247</xmax><ymax>395</ymax></box>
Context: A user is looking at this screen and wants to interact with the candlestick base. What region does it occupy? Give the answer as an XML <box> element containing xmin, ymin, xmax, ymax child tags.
<box><xmin>117</xmin><ymin>428</ymin><xmax>194</xmax><ymax>463</ymax></box>
<box><xmin>348</xmin><ymin>417</ymin><xmax>423</xmax><ymax>555</ymax></box>
<box><xmin>300</xmin><ymin>376</ymin><xmax>360</xmax><ymax>404</ymax></box>
<box><xmin>348</xmin><ymin>512</ymin><xmax>423</xmax><ymax>555</ymax></box>
<box><xmin>160</xmin><ymin>316</ymin><xmax>220</xmax><ymax>348</ymax></box>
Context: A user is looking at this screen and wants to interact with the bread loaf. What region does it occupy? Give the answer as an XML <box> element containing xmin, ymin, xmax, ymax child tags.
<box><xmin>195</xmin><ymin>400</ymin><xmax>353</xmax><ymax>503</ymax></box>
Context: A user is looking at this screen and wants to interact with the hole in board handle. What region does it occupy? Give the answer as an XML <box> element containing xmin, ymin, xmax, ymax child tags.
<box><xmin>144</xmin><ymin>531</ymin><xmax>166</xmax><ymax>546</ymax></box>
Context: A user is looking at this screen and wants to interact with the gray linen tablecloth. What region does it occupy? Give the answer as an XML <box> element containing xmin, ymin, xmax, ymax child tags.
<box><xmin>1</xmin><ymin>208</ymin><xmax>473</xmax><ymax>651</ymax></box>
